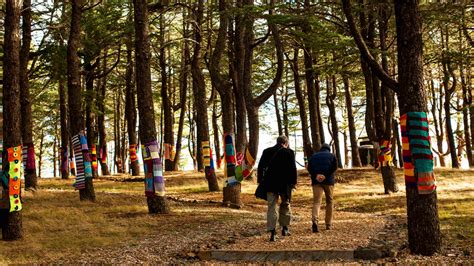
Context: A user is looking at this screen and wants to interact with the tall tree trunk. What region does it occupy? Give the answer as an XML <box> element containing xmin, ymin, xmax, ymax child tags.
<box><xmin>429</xmin><ymin>79</ymin><xmax>446</xmax><ymax>167</ymax></box>
<box><xmin>315</xmin><ymin>76</ymin><xmax>325</xmax><ymax>144</ymax></box>
<box><xmin>133</xmin><ymin>0</ymin><xmax>169</xmax><ymax>213</ymax></box>
<box><xmin>291</xmin><ymin>48</ymin><xmax>314</xmax><ymax>162</ymax></box>
<box><xmin>291</xmin><ymin>49</ymin><xmax>313</xmax><ymax>160</ymax></box>
<box><xmin>461</xmin><ymin>65</ymin><xmax>473</xmax><ymax>167</ymax></box>
<box><xmin>210</xmin><ymin>0</ymin><xmax>240</xmax><ymax>203</ymax></box>
<box><xmin>191</xmin><ymin>0</ymin><xmax>219</xmax><ymax>191</ymax></box>
<box><xmin>243</xmin><ymin>0</ymin><xmax>284</xmax><ymax>162</ymax></box>
<box><xmin>59</xmin><ymin>80</ymin><xmax>69</xmax><ymax>179</ymax></box>
<box><xmin>343</xmin><ymin>75</ymin><xmax>362</xmax><ymax>167</ymax></box>
<box><xmin>67</xmin><ymin>0</ymin><xmax>95</xmax><ymax>201</ymax></box>
<box><xmin>395</xmin><ymin>0</ymin><xmax>441</xmax><ymax>255</ymax></box>
<box><xmin>172</xmin><ymin>18</ymin><xmax>190</xmax><ymax>171</ymax></box>
<box><xmin>1</xmin><ymin>0</ymin><xmax>23</xmax><ymax>240</ymax></box>
<box><xmin>20</xmin><ymin>0</ymin><xmax>37</xmax><ymax>190</ymax></box>
<box><xmin>327</xmin><ymin>76</ymin><xmax>343</xmax><ymax>168</ymax></box>
<box><xmin>442</xmin><ymin>61</ymin><xmax>459</xmax><ymax>168</ymax></box>
<box><xmin>393</xmin><ymin>118</ymin><xmax>403</xmax><ymax>168</ymax></box>
<box><xmin>38</xmin><ymin>129</ymin><xmax>45</xmax><ymax>178</ymax></box>
<box><xmin>303</xmin><ymin>0</ymin><xmax>320</xmax><ymax>152</ymax></box>
<box><xmin>53</xmin><ymin>123</ymin><xmax>58</xmax><ymax>177</ymax></box>
<box><xmin>159</xmin><ymin>18</ymin><xmax>175</xmax><ymax>172</ymax></box>
<box><xmin>85</xmin><ymin>61</ymin><xmax>98</xmax><ymax>178</ymax></box>
<box><xmin>188</xmin><ymin>100</ymin><xmax>197</xmax><ymax>170</ymax></box>
<box><xmin>97</xmin><ymin>55</ymin><xmax>110</xmax><ymax>176</ymax></box>
<box><xmin>212</xmin><ymin>100</ymin><xmax>222</xmax><ymax>169</ymax></box>
<box><xmin>281</xmin><ymin>85</ymin><xmax>289</xmax><ymax>138</ymax></box>
<box><xmin>378</xmin><ymin>4</ymin><xmax>397</xmax><ymax>193</ymax></box>
<box><xmin>125</xmin><ymin>36</ymin><xmax>140</xmax><ymax>176</ymax></box>
<box><xmin>274</xmin><ymin>92</ymin><xmax>283</xmax><ymax>136</ymax></box>
<box><xmin>230</xmin><ymin>0</ymin><xmax>248</xmax><ymax>154</ymax></box>
<box><xmin>441</xmin><ymin>26</ymin><xmax>459</xmax><ymax>169</ymax></box>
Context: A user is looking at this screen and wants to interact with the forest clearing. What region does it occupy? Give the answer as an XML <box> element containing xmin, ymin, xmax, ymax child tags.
<box><xmin>0</xmin><ymin>168</ymin><xmax>472</xmax><ymax>264</ymax></box>
<box><xmin>1</xmin><ymin>0</ymin><xmax>473</xmax><ymax>263</ymax></box>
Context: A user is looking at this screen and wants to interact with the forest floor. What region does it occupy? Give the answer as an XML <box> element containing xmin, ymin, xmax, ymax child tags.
<box><xmin>0</xmin><ymin>168</ymin><xmax>472</xmax><ymax>264</ymax></box>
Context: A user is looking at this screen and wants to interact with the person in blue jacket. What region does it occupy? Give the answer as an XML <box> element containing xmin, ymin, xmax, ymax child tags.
<box><xmin>307</xmin><ymin>143</ymin><xmax>338</xmax><ymax>233</ymax></box>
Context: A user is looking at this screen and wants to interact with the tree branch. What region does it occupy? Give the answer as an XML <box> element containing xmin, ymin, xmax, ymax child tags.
<box><xmin>253</xmin><ymin>19</ymin><xmax>284</xmax><ymax>107</ymax></box>
<box><xmin>341</xmin><ymin>0</ymin><xmax>398</xmax><ymax>93</ymax></box>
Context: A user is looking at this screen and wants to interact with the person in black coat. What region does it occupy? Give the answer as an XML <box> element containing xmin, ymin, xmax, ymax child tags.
<box><xmin>307</xmin><ymin>143</ymin><xmax>338</xmax><ymax>233</ymax></box>
<box><xmin>257</xmin><ymin>135</ymin><xmax>297</xmax><ymax>241</ymax></box>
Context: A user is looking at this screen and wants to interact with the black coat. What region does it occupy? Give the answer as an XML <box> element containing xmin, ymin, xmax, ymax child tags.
<box><xmin>307</xmin><ymin>147</ymin><xmax>337</xmax><ymax>185</ymax></box>
<box><xmin>257</xmin><ymin>144</ymin><xmax>297</xmax><ymax>198</ymax></box>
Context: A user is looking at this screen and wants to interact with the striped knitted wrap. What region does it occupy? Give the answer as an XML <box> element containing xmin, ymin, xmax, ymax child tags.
<box><xmin>400</xmin><ymin>112</ymin><xmax>436</xmax><ymax>194</ymax></box>
<box><xmin>223</xmin><ymin>133</ymin><xmax>255</xmax><ymax>186</ymax></box>
<box><xmin>72</xmin><ymin>131</ymin><xmax>93</xmax><ymax>190</ymax></box>
<box><xmin>142</xmin><ymin>140</ymin><xmax>164</xmax><ymax>197</ymax></box>
<box><xmin>378</xmin><ymin>140</ymin><xmax>393</xmax><ymax>167</ymax></box>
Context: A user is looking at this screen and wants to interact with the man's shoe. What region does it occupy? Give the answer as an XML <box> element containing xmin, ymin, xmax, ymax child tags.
<box><xmin>282</xmin><ymin>226</ymin><xmax>291</xmax><ymax>236</ymax></box>
<box><xmin>270</xmin><ymin>229</ymin><xmax>276</xmax><ymax>242</ymax></box>
<box><xmin>326</xmin><ymin>224</ymin><xmax>331</xmax><ymax>230</ymax></box>
<box><xmin>312</xmin><ymin>223</ymin><xmax>319</xmax><ymax>233</ymax></box>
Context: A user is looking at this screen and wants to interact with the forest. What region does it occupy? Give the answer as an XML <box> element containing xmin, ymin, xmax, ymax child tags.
<box><xmin>0</xmin><ymin>0</ymin><xmax>473</xmax><ymax>264</ymax></box>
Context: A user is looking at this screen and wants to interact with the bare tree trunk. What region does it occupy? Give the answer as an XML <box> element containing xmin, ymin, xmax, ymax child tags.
<box><xmin>125</xmin><ymin>35</ymin><xmax>140</xmax><ymax>176</ymax></box>
<box><xmin>191</xmin><ymin>0</ymin><xmax>219</xmax><ymax>191</ymax></box>
<box><xmin>393</xmin><ymin>118</ymin><xmax>403</xmax><ymax>168</ymax></box>
<box><xmin>291</xmin><ymin>49</ymin><xmax>313</xmax><ymax>160</ymax></box>
<box><xmin>85</xmin><ymin>60</ymin><xmax>98</xmax><ymax>178</ymax></box>
<box><xmin>159</xmin><ymin>18</ymin><xmax>175</xmax><ymax>172</ymax></box>
<box><xmin>172</xmin><ymin>17</ymin><xmax>190</xmax><ymax>171</ymax></box>
<box><xmin>97</xmin><ymin>54</ymin><xmax>110</xmax><ymax>176</ymax></box>
<box><xmin>20</xmin><ymin>0</ymin><xmax>38</xmax><ymax>190</ymax></box>
<box><xmin>441</xmin><ymin>27</ymin><xmax>459</xmax><ymax>168</ymax></box>
<box><xmin>59</xmin><ymin>80</ymin><xmax>69</xmax><ymax>179</ymax></box>
<box><xmin>274</xmin><ymin>92</ymin><xmax>283</xmax><ymax>136</ymax></box>
<box><xmin>460</xmin><ymin>59</ymin><xmax>473</xmax><ymax>167</ymax></box>
<box><xmin>67</xmin><ymin>0</ymin><xmax>95</xmax><ymax>201</ymax></box>
<box><xmin>281</xmin><ymin>85</ymin><xmax>289</xmax><ymax>138</ymax></box>
<box><xmin>133</xmin><ymin>0</ymin><xmax>169</xmax><ymax>213</ymax></box>
<box><xmin>54</xmin><ymin>122</ymin><xmax>58</xmax><ymax>177</ymax></box>
<box><xmin>303</xmin><ymin>0</ymin><xmax>320</xmax><ymax>152</ymax></box>
<box><xmin>327</xmin><ymin>76</ymin><xmax>343</xmax><ymax>168</ymax></box>
<box><xmin>343</xmin><ymin>75</ymin><xmax>362</xmax><ymax>167</ymax></box>
<box><xmin>1</xmin><ymin>0</ymin><xmax>24</xmax><ymax>240</ymax></box>
<box><xmin>37</xmin><ymin>130</ymin><xmax>45</xmax><ymax>178</ymax></box>
<box><xmin>429</xmin><ymin>79</ymin><xmax>446</xmax><ymax>167</ymax></box>
<box><xmin>212</xmin><ymin>100</ymin><xmax>222</xmax><ymax>169</ymax></box>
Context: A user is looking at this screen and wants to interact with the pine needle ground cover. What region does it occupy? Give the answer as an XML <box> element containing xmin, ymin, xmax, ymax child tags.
<box><xmin>0</xmin><ymin>169</ymin><xmax>472</xmax><ymax>263</ymax></box>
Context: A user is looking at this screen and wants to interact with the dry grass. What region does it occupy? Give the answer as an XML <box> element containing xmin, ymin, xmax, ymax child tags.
<box><xmin>0</xmin><ymin>168</ymin><xmax>472</xmax><ymax>263</ymax></box>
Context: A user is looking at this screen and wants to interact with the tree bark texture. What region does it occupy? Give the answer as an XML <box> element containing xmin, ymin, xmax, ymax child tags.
<box><xmin>20</xmin><ymin>0</ymin><xmax>38</xmax><ymax>190</ymax></box>
<box><xmin>159</xmin><ymin>18</ymin><xmax>175</xmax><ymax>172</ymax></box>
<box><xmin>1</xmin><ymin>0</ymin><xmax>24</xmax><ymax>241</ymax></box>
<box><xmin>172</xmin><ymin>19</ymin><xmax>190</xmax><ymax>171</ymax></box>
<box><xmin>395</xmin><ymin>0</ymin><xmax>441</xmax><ymax>255</ymax></box>
<box><xmin>303</xmin><ymin>0</ymin><xmax>320</xmax><ymax>152</ymax></box>
<box><xmin>59</xmin><ymin>80</ymin><xmax>70</xmax><ymax>179</ymax></box>
<box><xmin>291</xmin><ymin>49</ymin><xmax>313</xmax><ymax>160</ymax></box>
<box><xmin>134</xmin><ymin>0</ymin><xmax>169</xmax><ymax>213</ymax></box>
<box><xmin>343</xmin><ymin>76</ymin><xmax>362</xmax><ymax>167</ymax></box>
<box><xmin>327</xmin><ymin>76</ymin><xmax>342</xmax><ymax>168</ymax></box>
<box><xmin>67</xmin><ymin>0</ymin><xmax>96</xmax><ymax>201</ymax></box>
<box><xmin>97</xmin><ymin>57</ymin><xmax>110</xmax><ymax>176</ymax></box>
<box><xmin>125</xmin><ymin>37</ymin><xmax>140</xmax><ymax>176</ymax></box>
<box><xmin>191</xmin><ymin>0</ymin><xmax>219</xmax><ymax>191</ymax></box>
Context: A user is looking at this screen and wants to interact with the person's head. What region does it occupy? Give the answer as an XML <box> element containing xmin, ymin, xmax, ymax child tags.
<box><xmin>277</xmin><ymin>135</ymin><xmax>289</xmax><ymax>148</ymax></box>
<box><xmin>320</xmin><ymin>143</ymin><xmax>331</xmax><ymax>152</ymax></box>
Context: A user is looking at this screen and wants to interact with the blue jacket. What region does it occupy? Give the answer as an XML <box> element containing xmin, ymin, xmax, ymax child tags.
<box><xmin>307</xmin><ymin>146</ymin><xmax>337</xmax><ymax>185</ymax></box>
